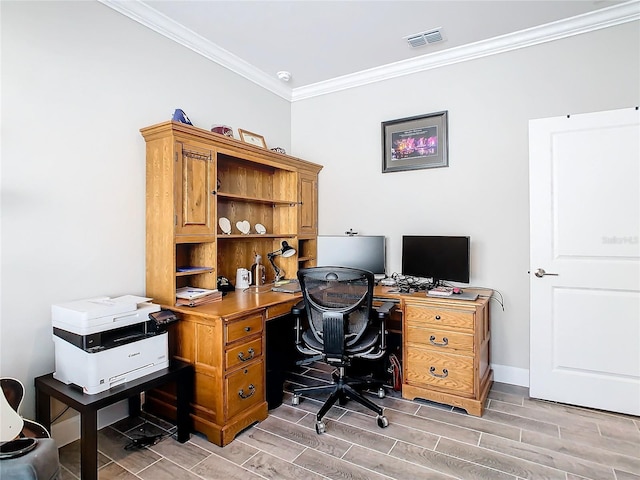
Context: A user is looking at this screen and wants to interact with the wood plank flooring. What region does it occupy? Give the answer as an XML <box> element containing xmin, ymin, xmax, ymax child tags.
<box><xmin>58</xmin><ymin>361</ymin><xmax>640</xmax><ymax>479</ymax></box>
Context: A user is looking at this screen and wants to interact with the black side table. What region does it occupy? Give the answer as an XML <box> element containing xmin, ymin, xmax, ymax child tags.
<box><xmin>35</xmin><ymin>360</ymin><xmax>193</xmax><ymax>480</ymax></box>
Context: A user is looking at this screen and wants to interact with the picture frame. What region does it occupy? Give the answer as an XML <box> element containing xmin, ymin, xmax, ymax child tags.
<box><xmin>381</xmin><ymin>111</ymin><xmax>448</xmax><ymax>173</ymax></box>
<box><xmin>238</xmin><ymin>129</ymin><xmax>267</xmax><ymax>148</ymax></box>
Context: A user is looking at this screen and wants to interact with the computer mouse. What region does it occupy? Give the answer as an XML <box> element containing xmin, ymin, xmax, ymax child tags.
<box><xmin>452</xmin><ymin>287</ymin><xmax>462</xmax><ymax>294</ymax></box>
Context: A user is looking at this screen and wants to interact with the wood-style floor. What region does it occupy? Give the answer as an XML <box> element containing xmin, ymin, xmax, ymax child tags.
<box><xmin>58</xmin><ymin>361</ymin><xmax>640</xmax><ymax>479</ymax></box>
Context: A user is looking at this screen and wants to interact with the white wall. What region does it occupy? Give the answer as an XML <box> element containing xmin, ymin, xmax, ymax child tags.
<box><xmin>0</xmin><ymin>1</ymin><xmax>291</xmax><ymax>418</ymax></box>
<box><xmin>291</xmin><ymin>22</ymin><xmax>640</xmax><ymax>384</ymax></box>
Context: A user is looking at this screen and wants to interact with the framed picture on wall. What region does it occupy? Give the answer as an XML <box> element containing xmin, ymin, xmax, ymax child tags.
<box><xmin>382</xmin><ymin>111</ymin><xmax>449</xmax><ymax>173</ymax></box>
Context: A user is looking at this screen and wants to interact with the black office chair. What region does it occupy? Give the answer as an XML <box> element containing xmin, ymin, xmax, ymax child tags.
<box><xmin>291</xmin><ymin>266</ymin><xmax>394</xmax><ymax>434</ymax></box>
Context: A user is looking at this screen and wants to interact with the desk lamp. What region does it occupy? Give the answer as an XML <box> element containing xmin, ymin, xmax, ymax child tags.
<box><xmin>267</xmin><ymin>241</ymin><xmax>296</xmax><ymax>282</ymax></box>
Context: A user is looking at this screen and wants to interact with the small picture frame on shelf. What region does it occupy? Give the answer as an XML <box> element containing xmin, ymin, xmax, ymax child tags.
<box><xmin>238</xmin><ymin>129</ymin><xmax>267</xmax><ymax>148</ymax></box>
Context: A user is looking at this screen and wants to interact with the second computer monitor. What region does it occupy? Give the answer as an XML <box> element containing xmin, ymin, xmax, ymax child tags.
<box><xmin>316</xmin><ymin>235</ymin><xmax>386</xmax><ymax>278</ymax></box>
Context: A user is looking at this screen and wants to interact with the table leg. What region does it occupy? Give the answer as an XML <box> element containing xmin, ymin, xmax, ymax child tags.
<box><xmin>128</xmin><ymin>394</ymin><xmax>141</xmax><ymax>417</ymax></box>
<box><xmin>175</xmin><ymin>368</ymin><xmax>192</xmax><ymax>443</ymax></box>
<box><xmin>35</xmin><ymin>389</ymin><xmax>51</xmax><ymax>434</ymax></box>
<box><xmin>80</xmin><ymin>410</ymin><xmax>98</xmax><ymax>480</ymax></box>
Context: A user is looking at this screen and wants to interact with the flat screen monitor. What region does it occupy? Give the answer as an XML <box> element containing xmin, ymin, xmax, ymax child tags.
<box><xmin>317</xmin><ymin>235</ymin><xmax>386</xmax><ymax>278</ymax></box>
<box><xmin>402</xmin><ymin>235</ymin><xmax>470</xmax><ymax>284</ymax></box>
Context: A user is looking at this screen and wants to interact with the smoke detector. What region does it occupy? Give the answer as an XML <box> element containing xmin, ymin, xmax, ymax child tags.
<box><xmin>404</xmin><ymin>28</ymin><xmax>444</xmax><ymax>48</ymax></box>
<box><xmin>277</xmin><ymin>71</ymin><xmax>292</xmax><ymax>82</ymax></box>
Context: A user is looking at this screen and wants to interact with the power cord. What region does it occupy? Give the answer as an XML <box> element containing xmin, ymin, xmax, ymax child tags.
<box><xmin>388</xmin><ymin>273</ymin><xmax>432</xmax><ymax>292</ymax></box>
<box><xmin>387</xmin><ymin>273</ymin><xmax>505</xmax><ymax>310</ymax></box>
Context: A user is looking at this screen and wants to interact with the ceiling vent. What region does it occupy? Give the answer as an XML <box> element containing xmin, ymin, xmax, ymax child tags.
<box><xmin>405</xmin><ymin>29</ymin><xmax>444</xmax><ymax>48</ymax></box>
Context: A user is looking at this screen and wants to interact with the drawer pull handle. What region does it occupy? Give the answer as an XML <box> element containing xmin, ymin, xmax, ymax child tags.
<box><xmin>238</xmin><ymin>384</ymin><xmax>255</xmax><ymax>399</ymax></box>
<box><xmin>244</xmin><ymin>326</ymin><xmax>251</xmax><ymax>332</ymax></box>
<box><xmin>429</xmin><ymin>367</ymin><xmax>449</xmax><ymax>378</ymax></box>
<box><xmin>238</xmin><ymin>348</ymin><xmax>255</xmax><ymax>362</ymax></box>
<box><xmin>429</xmin><ymin>336</ymin><xmax>449</xmax><ymax>347</ymax></box>
<box><xmin>434</xmin><ymin>315</ymin><xmax>441</xmax><ymax>320</ymax></box>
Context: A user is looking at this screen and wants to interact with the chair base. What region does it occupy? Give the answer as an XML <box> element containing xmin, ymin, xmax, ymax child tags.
<box><xmin>292</xmin><ymin>367</ymin><xmax>389</xmax><ymax>432</ymax></box>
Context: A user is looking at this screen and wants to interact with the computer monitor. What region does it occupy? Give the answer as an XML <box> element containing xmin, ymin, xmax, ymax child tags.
<box><xmin>316</xmin><ymin>235</ymin><xmax>386</xmax><ymax>279</ymax></box>
<box><xmin>401</xmin><ymin>235</ymin><xmax>470</xmax><ymax>285</ymax></box>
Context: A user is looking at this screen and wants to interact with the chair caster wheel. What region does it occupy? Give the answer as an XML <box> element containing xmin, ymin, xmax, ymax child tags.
<box><xmin>377</xmin><ymin>387</ymin><xmax>386</xmax><ymax>398</ymax></box>
<box><xmin>292</xmin><ymin>394</ymin><xmax>300</xmax><ymax>406</ymax></box>
<box><xmin>315</xmin><ymin>421</ymin><xmax>325</xmax><ymax>434</ymax></box>
<box><xmin>377</xmin><ymin>415</ymin><xmax>389</xmax><ymax>428</ymax></box>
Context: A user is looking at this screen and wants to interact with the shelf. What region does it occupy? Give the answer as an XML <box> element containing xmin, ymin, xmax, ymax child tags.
<box><xmin>297</xmin><ymin>256</ymin><xmax>315</xmax><ymax>262</ymax></box>
<box><xmin>217</xmin><ymin>234</ymin><xmax>296</xmax><ymax>239</ymax></box>
<box><xmin>216</xmin><ymin>192</ymin><xmax>298</xmax><ymax>207</ymax></box>
<box><xmin>176</xmin><ymin>267</ymin><xmax>214</xmax><ymax>277</ymax></box>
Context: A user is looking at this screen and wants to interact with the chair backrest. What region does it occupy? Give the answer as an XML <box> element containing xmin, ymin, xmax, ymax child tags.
<box><xmin>1</xmin><ymin>378</ymin><xmax>50</xmax><ymax>440</ymax></box>
<box><xmin>297</xmin><ymin>267</ymin><xmax>375</xmax><ymax>362</ymax></box>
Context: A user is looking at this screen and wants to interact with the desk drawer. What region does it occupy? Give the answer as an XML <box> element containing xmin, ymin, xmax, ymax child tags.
<box><xmin>266</xmin><ymin>301</ymin><xmax>296</xmax><ymax>320</ymax></box>
<box><xmin>226</xmin><ymin>361</ymin><xmax>264</xmax><ymax>418</ymax></box>
<box><xmin>405</xmin><ymin>304</ymin><xmax>474</xmax><ymax>331</ymax></box>
<box><xmin>226</xmin><ymin>313</ymin><xmax>263</xmax><ymax>344</ymax></box>
<box><xmin>405</xmin><ymin>349</ymin><xmax>474</xmax><ymax>395</ymax></box>
<box><xmin>226</xmin><ymin>337</ymin><xmax>263</xmax><ymax>370</ymax></box>
<box><xmin>406</xmin><ymin>326</ymin><xmax>474</xmax><ymax>353</ymax></box>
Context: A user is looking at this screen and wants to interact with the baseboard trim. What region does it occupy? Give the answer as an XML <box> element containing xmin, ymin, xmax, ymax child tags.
<box><xmin>50</xmin><ymin>400</ymin><xmax>129</xmax><ymax>448</ymax></box>
<box><xmin>492</xmin><ymin>364</ymin><xmax>529</xmax><ymax>387</ymax></box>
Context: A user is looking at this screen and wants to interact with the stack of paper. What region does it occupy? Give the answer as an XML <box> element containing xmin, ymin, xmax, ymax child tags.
<box><xmin>175</xmin><ymin>287</ymin><xmax>222</xmax><ymax>307</ymax></box>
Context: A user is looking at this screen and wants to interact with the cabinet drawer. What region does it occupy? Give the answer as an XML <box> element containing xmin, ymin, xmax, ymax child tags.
<box><xmin>406</xmin><ymin>304</ymin><xmax>474</xmax><ymax>331</ymax></box>
<box><xmin>405</xmin><ymin>349</ymin><xmax>474</xmax><ymax>395</ymax></box>
<box><xmin>226</xmin><ymin>313</ymin><xmax>263</xmax><ymax>344</ymax></box>
<box><xmin>406</xmin><ymin>326</ymin><xmax>474</xmax><ymax>353</ymax></box>
<box><xmin>226</xmin><ymin>337</ymin><xmax>263</xmax><ymax>371</ymax></box>
<box><xmin>226</xmin><ymin>361</ymin><xmax>264</xmax><ymax>418</ymax></box>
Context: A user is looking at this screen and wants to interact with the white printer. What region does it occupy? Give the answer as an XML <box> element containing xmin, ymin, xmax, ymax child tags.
<box><xmin>51</xmin><ymin>295</ymin><xmax>171</xmax><ymax>394</ymax></box>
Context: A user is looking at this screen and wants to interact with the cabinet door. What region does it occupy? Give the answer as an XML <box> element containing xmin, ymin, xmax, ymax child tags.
<box><xmin>175</xmin><ymin>142</ymin><xmax>216</xmax><ymax>237</ymax></box>
<box><xmin>299</xmin><ymin>172</ymin><xmax>317</xmax><ymax>236</ymax></box>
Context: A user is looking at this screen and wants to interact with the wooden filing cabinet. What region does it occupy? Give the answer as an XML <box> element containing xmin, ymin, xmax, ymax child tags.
<box><xmin>147</xmin><ymin>307</ymin><xmax>267</xmax><ymax>447</ymax></box>
<box><xmin>144</xmin><ymin>294</ymin><xmax>300</xmax><ymax>447</ymax></box>
<box><xmin>401</xmin><ymin>294</ymin><xmax>492</xmax><ymax>416</ymax></box>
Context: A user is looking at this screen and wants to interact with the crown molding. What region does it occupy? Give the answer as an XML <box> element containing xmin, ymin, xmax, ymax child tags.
<box><xmin>98</xmin><ymin>0</ymin><xmax>293</xmax><ymax>100</ymax></box>
<box><xmin>100</xmin><ymin>0</ymin><xmax>639</xmax><ymax>103</ymax></box>
<box><xmin>292</xmin><ymin>0</ymin><xmax>640</xmax><ymax>101</ymax></box>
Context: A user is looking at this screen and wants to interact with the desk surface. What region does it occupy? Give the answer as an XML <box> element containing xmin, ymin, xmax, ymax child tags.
<box><xmin>166</xmin><ymin>285</ymin><xmax>492</xmax><ymax>319</ymax></box>
<box><xmin>168</xmin><ymin>289</ymin><xmax>302</xmax><ymax>319</ymax></box>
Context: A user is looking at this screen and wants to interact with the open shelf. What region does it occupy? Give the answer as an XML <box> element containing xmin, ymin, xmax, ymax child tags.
<box><xmin>216</xmin><ymin>192</ymin><xmax>298</xmax><ymax>206</ymax></box>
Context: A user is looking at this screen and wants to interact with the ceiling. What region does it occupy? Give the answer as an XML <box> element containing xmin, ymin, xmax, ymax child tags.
<box><xmin>101</xmin><ymin>0</ymin><xmax>638</xmax><ymax>100</ymax></box>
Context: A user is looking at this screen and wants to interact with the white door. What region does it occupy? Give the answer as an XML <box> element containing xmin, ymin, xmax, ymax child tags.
<box><xmin>529</xmin><ymin>107</ymin><xmax>640</xmax><ymax>415</ymax></box>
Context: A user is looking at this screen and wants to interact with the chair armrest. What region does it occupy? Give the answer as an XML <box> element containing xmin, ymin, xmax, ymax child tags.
<box><xmin>291</xmin><ymin>300</ymin><xmax>305</xmax><ymax>317</ymax></box>
<box><xmin>374</xmin><ymin>301</ymin><xmax>396</xmax><ymax>319</ymax></box>
<box><xmin>291</xmin><ymin>300</ymin><xmax>306</xmax><ymax>349</ymax></box>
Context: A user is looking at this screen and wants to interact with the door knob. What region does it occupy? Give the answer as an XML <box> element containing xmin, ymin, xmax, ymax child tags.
<box><xmin>534</xmin><ymin>268</ymin><xmax>559</xmax><ymax>278</ymax></box>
